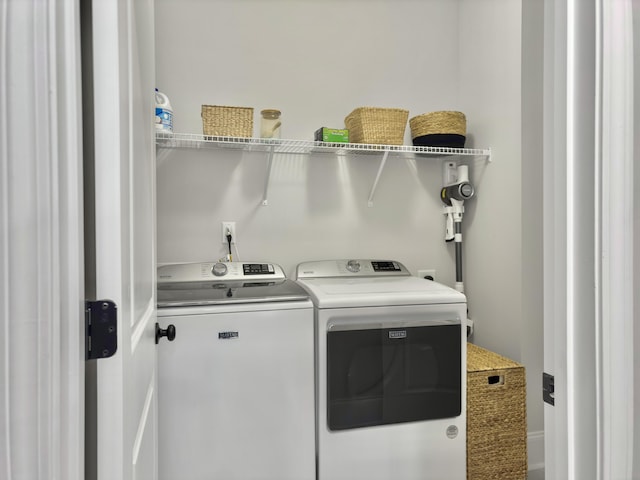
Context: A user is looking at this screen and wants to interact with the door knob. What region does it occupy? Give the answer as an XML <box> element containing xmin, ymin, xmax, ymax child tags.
<box><xmin>155</xmin><ymin>322</ymin><xmax>176</xmax><ymax>344</ymax></box>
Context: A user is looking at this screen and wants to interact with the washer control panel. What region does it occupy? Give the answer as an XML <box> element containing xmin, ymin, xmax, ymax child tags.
<box><xmin>296</xmin><ymin>259</ymin><xmax>410</xmax><ymax>279</ymax></box>
<box><xmin>158</xmin><ymin>262</ymin><xmax>281</xmax><ymax>284</ymax></box>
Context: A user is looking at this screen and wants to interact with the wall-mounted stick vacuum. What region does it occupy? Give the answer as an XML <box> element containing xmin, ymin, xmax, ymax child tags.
<box><xmin>441</xmin><ymin>163</ymin><xmax>475</xmax><ymax>337</ymax></box>
<box><xmin>441</xmin><ymin>163</ymin><xmax>475</xmax><ymax>293</ymax></box>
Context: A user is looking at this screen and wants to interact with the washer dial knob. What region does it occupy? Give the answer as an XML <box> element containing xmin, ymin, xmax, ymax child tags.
<box><xmin>212</xmin><ymin>262</ymin><xmax>228</xmax><ymax>277</ymax></box>
<box><xmin>346</xmin><ymin>260</ymin><xmax>361</xmax><ymax>273</ymax></box>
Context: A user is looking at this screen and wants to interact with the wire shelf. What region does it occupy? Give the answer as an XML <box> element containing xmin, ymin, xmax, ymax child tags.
<box><xmin>155</xmin><ymin>131</ymin><xmax>492</xmax><ymax>207</ymax></box>
<box><xmin>155</xmin><ymin>131</ymin><xmax>491</xmax><ymax>158</ymax></box>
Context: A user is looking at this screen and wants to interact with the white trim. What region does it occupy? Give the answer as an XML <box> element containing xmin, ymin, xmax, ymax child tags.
<box><xmin>543</xmin><ymin>2</ymin><xmax>602</xmax><ymax>478</ymax></box>
<box><xmin>599</xmin><ymin>0</ymin><xmax>635</xmax><ymax>478</ymax></box>
<box><xmin>544</xmin><ymin>1</ymin><xmax>637</xmax><ymax>478</ymax></box>
<box><xmin>594</xmin><ymin>1</ymin><xmax>604</xmax><ymax>478</ymax></box>
<box><xmin>543</xmin><ymin>1</ymin><xmax>570</xmax><ymax>477</ymax></box>
<box><xmin>565</xmin><ymin>4</ymin><xmax>577</xmax><ymax>476</ymax></box>
<box><xmin>0</xmin><ymin>2</ymin><xmax>12</xmax><ymax>478</ymax></box>
<box><xmin>50</xmin><ymin>2</ymin><xmax>86</xmax><ymax>477</ymax></box>
<box><xmin>528</xmin><ymin>430</ymin><xmax>546</xmax><ymax>472</ymax></box>
<box><xmin>0</xmin><ymin>1</ymin><xmax>84</xmax><ymax>479</ymax></box>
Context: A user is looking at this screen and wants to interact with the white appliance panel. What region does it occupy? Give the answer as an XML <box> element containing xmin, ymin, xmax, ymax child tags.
<box><xmin>299</xmin><ymin>276</ymin><xmax>466</xmax><ymax>308</ymax></box>
<box><xmin>157</xmin><ymin>302</ymin><xmax>315</xmax><ymax>480</ymax></box>
<box><xmin>316</xmin><ymin>303</ymin><xmax>467</xmax><ymax>480</ymax></box>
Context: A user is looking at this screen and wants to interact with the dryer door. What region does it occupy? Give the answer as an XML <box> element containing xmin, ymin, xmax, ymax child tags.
<box><xmin>326</xmin><ymin>310</ymin><xmax>462</xmax><ymax>431</ymax></box>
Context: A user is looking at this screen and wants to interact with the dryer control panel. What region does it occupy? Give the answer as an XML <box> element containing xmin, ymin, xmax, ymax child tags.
<box><xmin>296</xmin><ymin>259</ymin><xmax>411</xmax><ymax>279</ymax></box>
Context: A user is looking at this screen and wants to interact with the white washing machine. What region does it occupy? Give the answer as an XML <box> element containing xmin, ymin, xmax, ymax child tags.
<box><xmin>156</xmin><ymin>261</ymin><xmax>315</xmax><ymax>480</ymax></box>
<box><xmin>296</xmin><ymin>259</ymin><xmax>467</xmax><ymax>480</ymax></box>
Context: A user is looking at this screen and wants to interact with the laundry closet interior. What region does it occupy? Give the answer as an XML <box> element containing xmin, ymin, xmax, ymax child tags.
<box><xmin>154</xmin><ymin>0</ymin><xmax>544</xmax><ymax>473</ymax></box>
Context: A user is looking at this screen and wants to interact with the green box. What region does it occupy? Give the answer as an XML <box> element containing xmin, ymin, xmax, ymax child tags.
<box><xmin>315</xmin><ymin>127</ymin><xmax>349</xmax><ymax>143</ymax></box>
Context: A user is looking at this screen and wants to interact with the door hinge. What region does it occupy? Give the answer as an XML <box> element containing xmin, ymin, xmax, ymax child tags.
<box><xmin>543</xmin><ymin>372</ymin><xmax>555</xmax><ymax>406</ymax></box>
<box><xmin>85</xmin><ymin>300</ymin><xmax>118</xmax><ymax>360</ymax></box>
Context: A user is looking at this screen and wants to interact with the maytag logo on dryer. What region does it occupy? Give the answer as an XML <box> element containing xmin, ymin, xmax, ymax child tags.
<box><xmin>389</xmin><ymin>330</ymin><xmax>407</xmax><ymax>339</ymax></box>
<box><xmin>218</xmin><ymin>331</ymin><xmax>239</xmax><ymax>339</ymax></box>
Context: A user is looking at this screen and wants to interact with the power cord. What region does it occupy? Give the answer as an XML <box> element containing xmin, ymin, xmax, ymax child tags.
<box><xmin>226</xmin><ymin>229</ymin><xmax>233</xmax><ymax>262</ymax></box>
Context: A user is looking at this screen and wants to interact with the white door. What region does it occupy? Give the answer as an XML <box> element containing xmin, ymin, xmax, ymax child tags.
<box><xmin>85</xmin><ymin>0</ymin><xmax>158</xmax><ymax>479</ymax></box>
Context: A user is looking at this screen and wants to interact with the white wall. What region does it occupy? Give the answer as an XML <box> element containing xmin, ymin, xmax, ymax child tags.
<box><xmin>520</xmin><ymin>0</ymin><xmax>545</xmax><ymax>460</ymax></box>
<box><xmin>456</xmin><ymin>0</ymin><xmax>544</xmax><ymax>451</ymax></box>
<box><xmin>634</xmin><ymin>2</ymin><xmax>640</xmax><ymax>475</ymax></box>
<box><xmin>155</xmin><ymin>0</ymin><xmax>463</xmax><ymax>282</ymax></box>
<box><xmin>156</xmin><ymin>0</ymin><xmax>461</xmax><ymax>140</ymax></box>
<box><xmin>457</xmin><ymin>0</ymin><xmax>523</xmax><ymax>365</ymax></box>
<box><xmin>155</xmin><ymin>0</ymin><xmax>543</xmax><ymax>453</ymax></box>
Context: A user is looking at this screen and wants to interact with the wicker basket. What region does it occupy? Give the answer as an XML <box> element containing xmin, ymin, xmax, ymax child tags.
<box><xmin>344</xmin><ymin>107</ymin><xmax>409</xmax><ymax>145</ymax></box>
<box><xmin>410</xmin><ymin>111</ymin><xmax>466</xmax><ymax>148</ymax></box>
<box><xmin>201</xmin><ymin>105</ymin><xmax>253</xmax><ymax>137</ymax></box>
<box><xmin>467</xmin><ymin>343</ymin><xmax>527</xmax><ymax>480</ymax></box>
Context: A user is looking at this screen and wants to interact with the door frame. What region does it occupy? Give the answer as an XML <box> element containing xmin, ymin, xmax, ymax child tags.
<box><xmin>598</xmin><ymin>0</ymin><xmax>635</xmax><ymax>477</ymax></box>
<box><xmin>0</xmin><ymin>1</ymin><xmax>85</xmax><ymax>479</ymax></box>
<box><xmin>543</xmin><ymin>0</ymin><xmax>635</xmax><ymax>478</ymax></box>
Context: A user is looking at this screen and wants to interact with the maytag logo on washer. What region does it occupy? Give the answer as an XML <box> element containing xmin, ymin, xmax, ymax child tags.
<box><xmin>446</xmin><ymin>425</ymin><xmax>459</xmax><ymax>439</ymax></box>
<box><xmin>389</xmin><ymin>330</ymin><xmax>407</xmax><ymax>339</ymax></box>
<box><xmin>218</xmin><ymin>331</ymin><xmax>239</xmax><ymax>339</ymax></box>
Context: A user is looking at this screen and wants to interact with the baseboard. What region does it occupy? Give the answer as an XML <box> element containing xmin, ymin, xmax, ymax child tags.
<box><xmin>527</xmin><ymin>430</ymin><xmax>545</xmax><ymax>471</ymax></box>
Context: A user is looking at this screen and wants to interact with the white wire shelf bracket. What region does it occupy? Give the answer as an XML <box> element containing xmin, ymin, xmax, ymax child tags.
<box><xmin>155</xmin><ymin>131</ymin><xmax>492</xmax><ymax>159</ymax></box>
<box><xmin>368</xmin><ymin>150</ymin><xmax>390</xmax><ymax>207</ymax></box>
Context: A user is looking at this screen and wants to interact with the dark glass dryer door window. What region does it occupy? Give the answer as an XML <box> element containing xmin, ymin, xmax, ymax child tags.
<box><xmin>327</xmin><ymin>324</ymin><xmax>461</xmax><ymax>430</ymax></box>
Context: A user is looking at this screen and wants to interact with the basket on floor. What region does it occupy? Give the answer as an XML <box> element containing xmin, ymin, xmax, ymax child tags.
<box><xmin>201</xmin><ymin>105</ymin><xmax>254</xmax><ymax>137</ymax></box>
<box><xmin>467</xmin><ymin>343</ymin><xmax>527</xmax><ymax>480</ymax></box>
<box><xmin>410</xmin><ymin>110</ymin><xmax>466</xmax><ymax>148</ymax></box>
<box><xmin>344</xmin><ymin>107</ymin><xmax>409</xmax><ymax>145</ymax></box>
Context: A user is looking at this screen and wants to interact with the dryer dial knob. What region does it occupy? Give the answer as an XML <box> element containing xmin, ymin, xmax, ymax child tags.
<box><xmin>212</xmin><ymin>262</ymin><xmax>228</xmax><ymax>277</ymax></box>
<box><xmin>346</xmin><ymin>260</ymin><xmax>361</xmax><ymax>273</ymax></box>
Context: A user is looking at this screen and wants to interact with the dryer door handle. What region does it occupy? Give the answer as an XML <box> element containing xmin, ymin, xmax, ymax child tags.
<box><xmin>155</xmin><ymin>323</ymin><xmax>176</xmax><ymax>344</ymax></box>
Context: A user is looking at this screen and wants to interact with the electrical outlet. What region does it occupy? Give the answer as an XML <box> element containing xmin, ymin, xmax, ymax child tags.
<box><xmin>466</xmin><ymin>318</ymin><xmax>474</xmax><ymax>338</ymax></box>
<box><xmin>221</xmin><ymin>221</ymin><xmax>236</xmax><ymax>244</ymax></box>
<box><xmin>417</xmin><ymin>269</ymin><xmax>436</xmax><ymax>281</ymax></box>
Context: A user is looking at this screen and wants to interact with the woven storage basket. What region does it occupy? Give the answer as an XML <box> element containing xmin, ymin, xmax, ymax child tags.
<box><xmin>467</xmin><ymin>343</ymin><xmax>527</xmax><ymax>480</ymax></box>
<box><xmin>344</xmin><ymin>107</ymin><xmax>409</xmax><ymax>145</ymax></box>
<box><xmin>201</xmin><ymin>105</ymin><xmax>253</xmax><ymax>137</ymax></box>
<box><xmin>410</xmin><ymin>111</ymin><xmax>466</xmax><ymax>148</ymax></box>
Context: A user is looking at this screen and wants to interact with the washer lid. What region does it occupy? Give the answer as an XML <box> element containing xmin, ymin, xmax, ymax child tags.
<box><xmin>158</xmin><ymin>278</ymin><xmax>310</xmax><ymax>307</ymax></box>
<box><xmin>296</xmin><ymin>275</ymin><xmax>466</xmax><ymax>308</ymax></box>
<box><xmin>157</xmin><ymin>262</ymin><xmax>309</xmax><ymax>307</ymax></box>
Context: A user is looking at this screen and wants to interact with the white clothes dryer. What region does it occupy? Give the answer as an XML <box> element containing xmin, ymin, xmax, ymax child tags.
<box><xmin>156</xmin><ymin>262</ymin><xmax>315</xmax><ymax>480</ymax></box>
<box><xmin>296</xmin><ymin>259</ymin><xmax>467</xmax><ymax>480</ymax></box>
